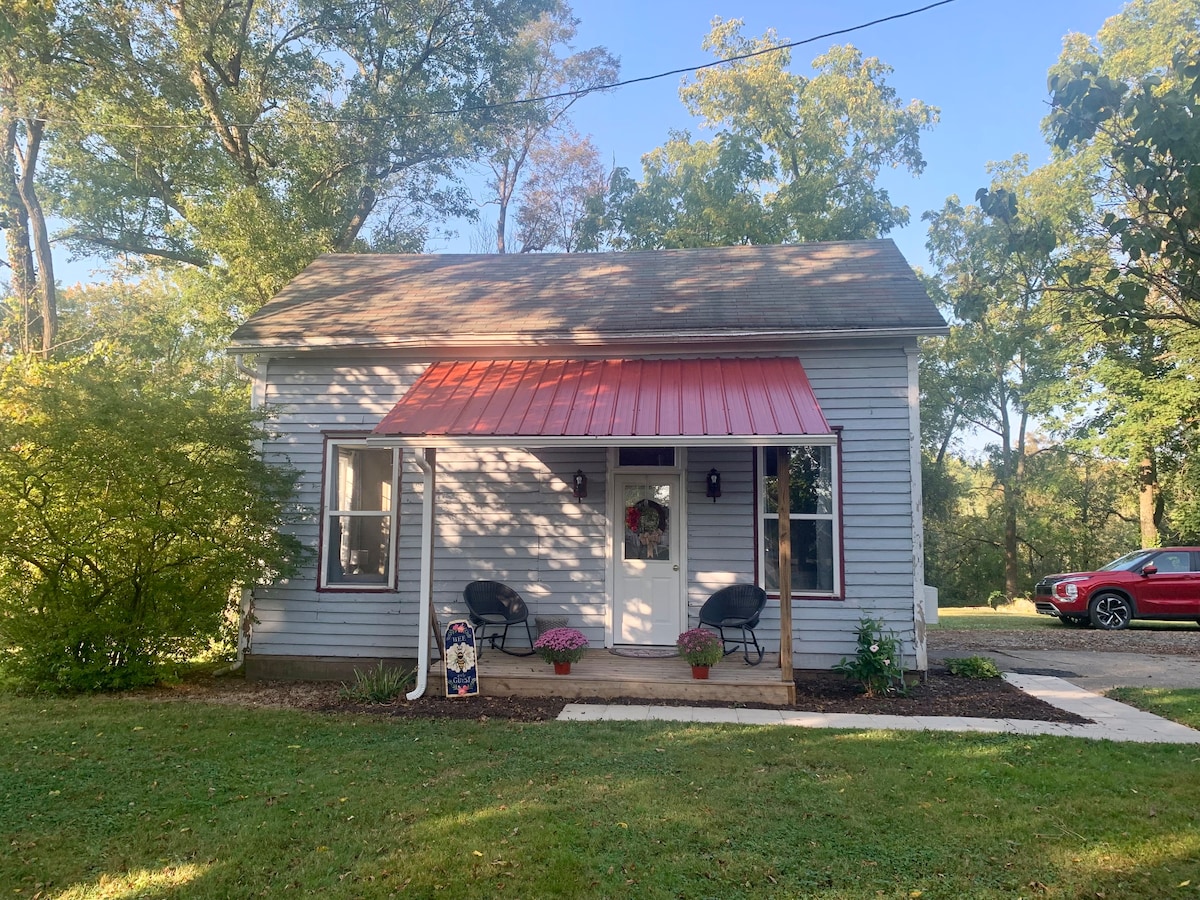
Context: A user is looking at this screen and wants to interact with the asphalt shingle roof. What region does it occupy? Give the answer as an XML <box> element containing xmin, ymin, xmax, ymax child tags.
<box><xmin>228</xmin><ymin>240</ymin><xmax>946</xmax><ymax>352</ymax></box>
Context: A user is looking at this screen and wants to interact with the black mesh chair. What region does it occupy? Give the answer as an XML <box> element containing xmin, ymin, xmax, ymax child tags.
<box><xmin>463</xmin><ymin>580</ymin><xmax>535</xmax><ymax>656</ymax></box>
<box><xmin>698</xmin><ymin>584</ymin><xmax>767</xmax><ymax>665</ymax></box>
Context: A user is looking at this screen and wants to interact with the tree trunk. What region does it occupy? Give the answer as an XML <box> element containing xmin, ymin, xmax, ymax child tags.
<box><xmin>1139</xmin><ymin>446</ymin><xmax>1159</xmax><ymax>548</ymax></box>
<box><xmin>3</xmin><ymin>114</ymin><xmax>55</xmax><ymax>355</ymax></box>
<box><xmin>18</xmin><ymin>119</ymin><xmax>56</xmax><ymax>355</ymax></box>
<box><xmin>496</xmin><ymin>200</ymin><xmax>508</xmax><ymax>254</ymax></box>
<box><xmin>3</xmin><ymin>118</ymin><xmax>36</xmax><ymax>354</ymax></box>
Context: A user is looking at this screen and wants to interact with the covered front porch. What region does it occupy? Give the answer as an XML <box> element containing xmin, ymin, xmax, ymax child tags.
<box><xmin>373</xmin><ymin>356</ymin><xmax>832</xmax><ymax>704</ymax></box>
<box><xmin>438</xmin><ymin>648</ymin><xmax>794</xmax><ymax>705</ymax></box>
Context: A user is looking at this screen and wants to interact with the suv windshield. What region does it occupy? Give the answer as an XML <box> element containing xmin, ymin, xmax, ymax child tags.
<box><xmin>1099</xmin><ymin>550</ymin><xmax>1156</xmax><ymax>572</ymax></box>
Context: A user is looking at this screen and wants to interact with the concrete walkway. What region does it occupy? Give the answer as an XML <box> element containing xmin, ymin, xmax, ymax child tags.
<box><xmin>558</xmin><ymin>673</ymin><xmax>1200</xmax><ymax>743</ymax></box>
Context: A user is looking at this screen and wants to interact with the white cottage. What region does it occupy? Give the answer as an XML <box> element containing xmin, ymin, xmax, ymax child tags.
<box><xmin>229</xmin><ymin>241</ymin><xmax>947</xmax><ymax>701</ymax></box>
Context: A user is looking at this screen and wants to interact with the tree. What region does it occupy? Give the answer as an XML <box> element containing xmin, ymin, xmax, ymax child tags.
<box><xmin>33</xmin><ymin>0</ymin><xmax>552</xmax><ymax>306</ymax></box>
<box><xmin>586</xmin><ymin>19</ymin><xmax>937</xmax><ymax>249</ymax></box>
<box><xmin>0</xmin><ymin>0</ymin><xmax>95</xmax><ymax>355</ymax></box>
<box><xmin>581</xmin><ymin>130</ymin><xmax>777</xmax><ymax>250</ymax></box>
<box><xmin>512</xmin><ymin>128</ymin><xmax>607</xmax><ymax>252</ymax></box>
<box><xmin>1042</xmin><ymin>0</ymin><xmax>1200</xmax><ymax>545</ymax></box>
<box><xmin>481</xmin><ymin>1</ymin><xmax>617</xmax><ymax>253</ymax></box>
<box><xmin>924</xmin><ymin>165</ymin><xmax>1073</xmax><ymax>599</ymax></box>
<box><xmin>0</xmin><ymin>353</ymin><xmax>303</xmax><ymax>691</ymax></box>
<box><xmin>1044</xmin><ymin>0</ymin><xmax>1200</xmax><ymax>329</ymax></box>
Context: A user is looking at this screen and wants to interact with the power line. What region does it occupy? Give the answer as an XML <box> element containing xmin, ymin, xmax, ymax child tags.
<box><xmin>486</xmin><ymin>0</ymin><xmax>960</xmax><ymax>112</ymax></box>
<box><xmin>29</xmin><ymin>0</ymin><xmax>958</xmax><ymax>132</ymax></box>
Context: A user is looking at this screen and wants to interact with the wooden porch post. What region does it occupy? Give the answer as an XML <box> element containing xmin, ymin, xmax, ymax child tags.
<box><xmin>777</xmin><ymin>447</ymin><xmax>796</xmax><ymax>700</ymax></box>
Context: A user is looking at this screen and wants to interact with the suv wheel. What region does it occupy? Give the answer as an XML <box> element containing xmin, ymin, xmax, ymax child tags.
<box><xmin>1089</xmin><ymin>592</ymin><xmax>1132</xmax><ymax>630</ymax></box>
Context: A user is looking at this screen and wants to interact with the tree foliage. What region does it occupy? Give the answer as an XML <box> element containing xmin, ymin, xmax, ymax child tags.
<box><xmin>923</xmin><ymin>163</ymin><xmax>1076</xmax><ymax>598</ymax></box>
<box><xmin>0</xmin><ymin>352</ymin><xmax>303</xmax><ymax>691</ymax></box>
<box><xmin>513</xmin><ymin>127</ymin><xmax>607</xmax><ymax>252</ymax></box>
<box><xmin>481</xmin><ymin>1</ymin><xmax>617</xmax><ymax>253</ymax></box>
<box><xmin>1046</xmin><ymin>5</ymin><xmax>1200</xmax><ymax>330</ymax></box>
<box><xmin>584</xmin><ymin>20</ymin><xmax>937</xmax><ymax>250</ymax></box>
<box><xmin>24</xmin><ymin>0</ymin><xmax>552</xmax><ymax>306</ymax></box>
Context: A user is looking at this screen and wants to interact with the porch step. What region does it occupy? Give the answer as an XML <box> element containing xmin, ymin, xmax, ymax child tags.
<box><xmin>433</xmin><ymin>649</ymin><xmax>795</xmax><ymax>705</ymax></box>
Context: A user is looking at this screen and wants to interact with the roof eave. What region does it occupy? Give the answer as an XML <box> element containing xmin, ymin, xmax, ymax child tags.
<box><xmin>227</xmin><ymin>325</ymin><xmax>950</xmax><ymax>355</ymax></box>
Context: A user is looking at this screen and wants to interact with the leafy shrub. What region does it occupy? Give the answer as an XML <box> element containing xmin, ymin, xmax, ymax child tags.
<box><xmin>944</xmin><ymin>656</ymin><xmax>1002</xmax><ymax>679</ymax></box>
<box><xmin>338</xmin><ymin>662</ymin><xmax>415</xmax><ymax>703</ymax></box>
<box><xmin>832</xmin><ymin>618</ymin><xmax>907</xmax><ymax>697</ymax></box>
<box><xmin>0</xmin><ymin>358</ymin><xmax>304</xmax><ymax>692</ymax></box>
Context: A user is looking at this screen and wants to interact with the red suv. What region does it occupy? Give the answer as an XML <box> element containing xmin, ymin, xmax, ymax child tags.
<box><xmin>1035</xmin><ymin>548</ymin><xmax>1200</xmax><ymax>630</ymax></box>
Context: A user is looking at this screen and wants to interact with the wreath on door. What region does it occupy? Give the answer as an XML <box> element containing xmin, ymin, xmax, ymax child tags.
<box><xmin>625</xmin><ymin>498</ymin><xmax>668</xmax><ymax>558</ymax></box>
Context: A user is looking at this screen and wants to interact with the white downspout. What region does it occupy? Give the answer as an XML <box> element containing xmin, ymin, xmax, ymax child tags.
<box><xmin>407</xmin><ymin>448</ymin><xmax>436</xmax><ymax>700</ymax></box>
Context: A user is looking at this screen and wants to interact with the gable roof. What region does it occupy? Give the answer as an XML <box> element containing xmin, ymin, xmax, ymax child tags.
<box><xmin>228</xmin><ymin>240</ymin><xmax>946</xmax><ymax>353</ymax></box>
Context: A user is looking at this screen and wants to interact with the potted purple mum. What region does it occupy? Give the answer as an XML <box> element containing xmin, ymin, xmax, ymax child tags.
<box><xmin>676</xmin><ymin>627</ymin><xmax>723</xmax><ymax>679</ymax></box>
<box><xmin>533</xmin><ymin>627</ymin><xmax>589</xmax><ymax>674</ymax></box>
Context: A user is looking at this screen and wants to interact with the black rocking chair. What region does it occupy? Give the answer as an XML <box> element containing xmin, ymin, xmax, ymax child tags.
<box><xmin>698</xmin><ymin>584</ymin><xmax>767</xmax><ymax>665</ymax></box>
<box><xmin>463</xmin><ymin>580</ymin><xmax>536</xmax><ymax>656</ymax></box>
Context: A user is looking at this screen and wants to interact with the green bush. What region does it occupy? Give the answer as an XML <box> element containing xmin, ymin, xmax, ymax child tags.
<box><xmin>0</xmin><ymin>358</ymin><xmax>304</xmax><ymax>692</ymax></box>
<box><xmin>944</xmin><ymin>655</ymin><xmax>1002</xmax><ymax>679</ymax></box>
<box><xmin>338</xmin><ymin>662</ymin><xmax>415</xmax><ymax>703</ymax></box>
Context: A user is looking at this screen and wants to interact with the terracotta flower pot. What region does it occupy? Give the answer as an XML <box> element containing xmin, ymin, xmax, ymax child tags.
<box><xmin>553</xmin><ymin>661</ymin><xmax>572</xmax><ymax>675</ymax></box>
<box><xmin>691</xmin><ymin>664</ymin><xmax>710</xmax><ymax>680</ymax></box>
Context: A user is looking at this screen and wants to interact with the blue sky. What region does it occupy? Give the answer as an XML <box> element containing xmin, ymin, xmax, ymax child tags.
<box><xmin>471</xmin><ymin>0</ymin><xmax>1125</xmax><ymax>270</ymax></box>
<box><xmin>46</xmin><ymin>0</ymin><xmax>1126</xmax><ymax>282</ymax></box>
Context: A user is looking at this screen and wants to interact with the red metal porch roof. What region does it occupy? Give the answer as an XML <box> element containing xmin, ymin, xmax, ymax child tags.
<box><xmin>372</xmin><ymin>357</ymin><xmax>830</xmax><ymax>440</ymax></box>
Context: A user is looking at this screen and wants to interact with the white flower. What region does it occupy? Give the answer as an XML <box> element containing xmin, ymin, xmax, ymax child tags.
<box><xmin>869</xmin><ymin>644</ymin><xmax>879</xmax><ymax>653</ymax></box>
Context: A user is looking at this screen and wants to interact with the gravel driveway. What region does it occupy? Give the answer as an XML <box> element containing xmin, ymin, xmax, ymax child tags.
<box><xmin>930</xmin><ymin>624</ymin><xmax>1200</xmax><ymax>690</ymax></box>
<box><xmin>930</xmin><ymin>625</ymin><xmax>1200</xmax><ymax>656</ymax></box>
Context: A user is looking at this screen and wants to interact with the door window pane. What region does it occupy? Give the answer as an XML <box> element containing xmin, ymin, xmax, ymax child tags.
<box><xmin>623</xmin><ymin>482</ymin><xmax>671</xmax><ymax>561</ymax></box>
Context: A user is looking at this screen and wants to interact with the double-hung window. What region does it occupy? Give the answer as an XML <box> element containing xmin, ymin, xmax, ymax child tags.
<box><xmin>761</xmin><ymin>445</ymin><xmax>840</xmax><ymax>596</ymax></box>
<box><xmin>322</xmin><ymin>440</ymin><xmax>400</xmax><ymax>589</ymax></box>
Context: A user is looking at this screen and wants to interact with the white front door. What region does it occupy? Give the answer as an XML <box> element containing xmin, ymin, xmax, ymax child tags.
<box><xmin>614</xmin><ymin>475</ymin><xmax>682</xmax><ymax>645</ymax></box>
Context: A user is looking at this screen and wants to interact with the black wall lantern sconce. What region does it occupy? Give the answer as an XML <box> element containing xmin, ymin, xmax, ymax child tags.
<box><xmin>572</xmin><ymin>469</ymin><xmax>588</xmax><ymax>500</ymax></box>
<box><xmin>706</xmin><ymin>468</ymin><xmax>722</xmax><ymax>502</ymax></box>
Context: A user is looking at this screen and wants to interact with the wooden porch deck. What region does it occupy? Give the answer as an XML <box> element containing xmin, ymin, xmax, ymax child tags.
<box><xmin>435</xmin><ymin>648</ymin><xmax>796</xmax><ymax>705</ymax></box>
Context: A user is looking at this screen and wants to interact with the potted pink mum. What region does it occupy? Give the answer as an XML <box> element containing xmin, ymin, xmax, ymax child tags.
<box><xmin>676</xmin><ymin>627</ymin><xmax>723</xmax><ymax>679</ymax></box>
<box><xmin>533</xmin><ymin>627</ymin><xmax>588</xmax><ymax>674</ymax></box>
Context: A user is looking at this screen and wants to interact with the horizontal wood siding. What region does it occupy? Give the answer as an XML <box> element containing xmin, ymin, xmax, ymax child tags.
<box><xmin>684</xmin><ymin>446</ymin><xmax>756</xmax><ymax>610</ymax></box>
<box><xmin>250</xmin><ymin>358</ymin><xmax>424</xmax><ymax>658</ymax></box>
<box><xmin>795</xmin><ymin>342</ymin><xmax>919</xmax><ymax>668</ymax></box>
<box><xmin>248</xmin><ymin>340</ymin><xmax>924</xmax><ymax>671</ymax></box>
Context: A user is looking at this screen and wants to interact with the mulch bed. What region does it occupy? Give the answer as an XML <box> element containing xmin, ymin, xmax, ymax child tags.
<box><xmin>140</xmin><ymin>665</ymin><xmax>1088</xmax><ymax>725</ymax></box>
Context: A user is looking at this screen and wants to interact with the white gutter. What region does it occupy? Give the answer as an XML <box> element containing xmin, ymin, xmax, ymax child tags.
<box><xmin>406</xmin><ymin>448</ymin><xmax>436</xmax><ymax>700</ymax></box>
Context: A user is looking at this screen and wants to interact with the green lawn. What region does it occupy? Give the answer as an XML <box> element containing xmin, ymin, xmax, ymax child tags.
<box><xmin>933</xmin><ymin>606</ymin><xmax>1200</xmax><ymax>633</ymax></box>
<box><xmin>1108</xmin><ymin>688</ymin><xmax>1200</xmax><ymax>730</ymax></box>
<box><xmin>932</xmin><ymin>606</ymin><xmax>1052</xmax><ymax>630</ymax></box>
<box><xmin>3</xmin><ymin>695</ymin><xmax>1199</xmax><ymax>898</ymax></box>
